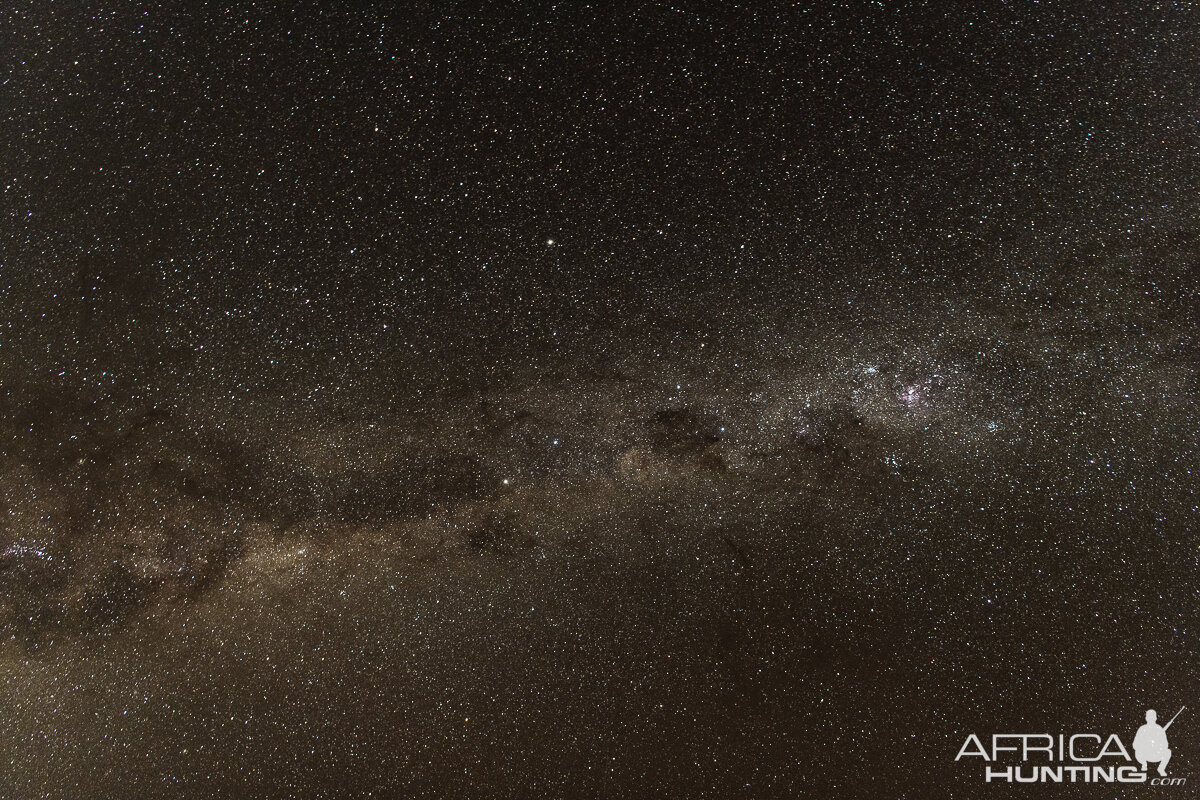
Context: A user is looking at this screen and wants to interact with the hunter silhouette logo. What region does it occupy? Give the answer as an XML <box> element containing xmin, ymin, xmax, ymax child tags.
<box><xmin>1134</xmin><ymin>707</ymin><xmax>1183</xmax><ymax>777</ymax></box>
<box><xmin>955</xmin><ymin>706</ymin><xmax>1187</xmax><ymax>786</ymax></box>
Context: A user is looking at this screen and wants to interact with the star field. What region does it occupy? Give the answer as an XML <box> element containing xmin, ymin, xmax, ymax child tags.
<box><xmin>1</xmin><ymin>2</ymin><xmax>1198</xmax><ymax>798</ymax></box>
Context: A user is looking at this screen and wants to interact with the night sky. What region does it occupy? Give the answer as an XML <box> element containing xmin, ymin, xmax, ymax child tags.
<box><xmin>2</xmin><ymin>2</ymin><xmax>1198</xmax><ymax>797</ymax></box>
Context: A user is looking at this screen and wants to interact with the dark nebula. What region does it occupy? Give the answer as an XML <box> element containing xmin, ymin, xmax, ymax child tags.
<box><xmin>1</xmin><ymin>2</ymin><xmax>1197</xmax><ymax>798</ymax></box>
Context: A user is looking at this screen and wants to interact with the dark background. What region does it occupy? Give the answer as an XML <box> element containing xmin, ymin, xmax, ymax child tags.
<box><xmin>1</xmin><ymin>2</ymin><xmax>1197</xmax><ymax>797</ymax></box>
